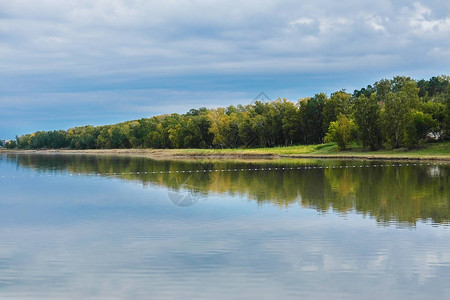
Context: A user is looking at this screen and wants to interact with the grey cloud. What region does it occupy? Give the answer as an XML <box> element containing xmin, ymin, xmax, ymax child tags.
<box><xmin>1</xmin><ymin>0</ymin><xmax>449</xmax><ymax>76</ymax></box>
<box><xmin>1</xmin><ymin>0</ymin><xmax>449</xmax><ymax>137</ymax></box>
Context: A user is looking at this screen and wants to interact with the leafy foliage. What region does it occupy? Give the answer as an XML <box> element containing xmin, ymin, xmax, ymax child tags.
<box><xmin>352</xmin><ymin>94</ymin><xmax>382</xmax><ymax>150</ymax></box>
<box><xmin>10</xmin><ymin>76</ymin><xmax>450</xmax><ymax>150</ymax></box>
<box><xmin>325</xmin><ymin>114</ymin><xmax>357</xmax><ymax>150</ymax></box>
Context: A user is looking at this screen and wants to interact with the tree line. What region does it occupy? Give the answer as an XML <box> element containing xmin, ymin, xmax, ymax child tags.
<box><xmin>13</xmin><ymin>75</ymin><xmax>450</xmax><ymax>151</ymax></box>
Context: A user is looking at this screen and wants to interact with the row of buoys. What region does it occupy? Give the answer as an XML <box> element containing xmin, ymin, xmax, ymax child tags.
<box><xmin>0</xmin><ymin>162</ymin><xmax>448</xmax><ymax>179</ymax></box>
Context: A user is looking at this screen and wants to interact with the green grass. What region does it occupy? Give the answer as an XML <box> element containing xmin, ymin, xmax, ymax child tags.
<box><xmin>179</xmin><ymin>143</ymin><xmax>336</xmax><ymax>154</ymax></box>
<box><xmin>179</xmin><ymin>141</ymin><xmax>450</xmax><ymax>158</ymax></box>
<box><xmin>2</xmin><ymin>141</ymin><xmax>448</xmax><ymax>160</ymax></box>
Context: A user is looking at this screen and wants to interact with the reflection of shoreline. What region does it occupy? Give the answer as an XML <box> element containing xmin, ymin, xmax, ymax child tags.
<box><xmin>1</xmin><ymin>148</ymin><xmax>449</xmax><ymax>162</ymax></box>
<box><xmin>3</xmin><ymin>153</ymin><xmax>449</xmax><ymax>226</ymax></box>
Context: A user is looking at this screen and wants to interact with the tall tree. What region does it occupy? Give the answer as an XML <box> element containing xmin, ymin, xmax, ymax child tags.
<box><xmin>280</xmin><ymin>100</ymin><xmax>301</xmax><ymax>146</ymax></box>
<box><xmin>374</xmin><ymin>79</ymin><xmax>391</xmax><ymax>103</ymax></box>
<box><xmin>404</xmin><ymin>111</ymin><xmax>437</xmax><ymax>148</ymax></box>
<box><xmin>445</xmin><ymin>85</ymin><xmax>450</xmax><ymax>138</ymax></box>
<box><xmin>324</xmin><ymin>114</ymin><xmax>357</xmax><ymax>150</ymax></box>
<box><xmin>323</xmin><ymin>90</ymin><xmax>351</xmax><ymax>132</ymax></box>
<box><xmin>352</xmin><ymin>94</ymin><xmax>382</xmax><ymax>150</ymax></box>
<box><xmin>300</xmin><ymin>93</ymin><xmax>326</xmax><ymax>144</ymax></box>
<box><xmin>382</xmin><ymin>80</ymin><xmax>419</xmax><ymax>148</ymax></box>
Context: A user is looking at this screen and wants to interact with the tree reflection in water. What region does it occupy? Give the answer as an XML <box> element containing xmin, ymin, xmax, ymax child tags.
<box><xmin>4</xmin><ymin>153</ymin><xmax>449</xmax><ymax>226</ymax></box>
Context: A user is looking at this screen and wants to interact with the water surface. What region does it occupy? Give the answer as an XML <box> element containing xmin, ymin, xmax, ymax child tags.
<box><xmin>0</xmin><ymin>154</ymin><xmax>449</xmax><ymax>299</ymax></box>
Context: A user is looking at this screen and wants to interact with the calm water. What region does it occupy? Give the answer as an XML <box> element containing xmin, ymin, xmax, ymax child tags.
<box><xmin>0</xmin><ymin>154</ymin><xmax>449</xmax><ymax>299</ymax></box>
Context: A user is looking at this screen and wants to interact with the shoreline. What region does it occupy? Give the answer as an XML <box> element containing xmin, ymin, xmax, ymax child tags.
<box><xmin>1</xmin><ymin>148</ymin><xmax>450</xmax><ymax>162</ymax></box>
<box><xmin>0</xmin><ymin>149</ymin><xmax>278</xmax><ymax>160</ymax></box>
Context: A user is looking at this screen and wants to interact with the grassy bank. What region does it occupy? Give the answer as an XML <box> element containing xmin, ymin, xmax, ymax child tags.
<box><xmin>179</xmin><ymin>141</ymin><xmax>450</xmax><ymax>160</ymax></box>
<box><xmin>2</xmin><ymin>142</ymin><xmax>449</xmax><ymax>161</ymax></box>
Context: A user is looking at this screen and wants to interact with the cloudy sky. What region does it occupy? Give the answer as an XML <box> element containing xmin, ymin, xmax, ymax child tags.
<box><xmin>1</xmin><ymin>0</ymin><xmax>450</xmax><ymax>138</ymax></box>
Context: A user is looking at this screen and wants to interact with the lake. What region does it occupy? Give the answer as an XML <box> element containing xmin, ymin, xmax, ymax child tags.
<box><xmin>0</xmin><ymin>153</ymin><xmax>449</xmax><ymax>299</ymax></box>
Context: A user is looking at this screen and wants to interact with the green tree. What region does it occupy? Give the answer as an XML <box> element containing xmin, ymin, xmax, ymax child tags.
<box><xmin>417</xmin><ymin>76</ymin><xmax>449</xmax><ymax>97</ymax></box>
<box><xmin>208</xmin><ymin>108</ymin><xmax>240</xmax><ymax>148</ymax></box>
<box><xmin>419</xmin><ymin>101</ymin><xmax>446</xmax><ymax>139</ymax></box>
<box><xmin>390</xmin><ymin>76</ymin><xmax>413</xmax><ymax>93</ymax></box>
<box><xmin>109</xmin><ymin>124</ymin><xmax>131</xmax><ymax>149</ymax></box>
<box><xmin>238</xmin><ymin>110</ymin><xmax>258</xmax><ymax>147</ymax></box>
<box><xmin>140</xmin><ymin>117</ymin><xmax>162</xmax><ymax>148</ymax></box>
<box><xmin>128</xmin><ymin>121</ymin><xmax>145</xmax><ymax>148</ymax></box>
<box><xmin>382</xmin><ymin>80</ymin><xmax>419</xmax><ymax>148</ymax></box>
<box><xmin>96</xmin><ymin>126</ymin><xmax>112</xmax><ymax>149</ymax></box>
<box><xmin>159</xmin><ymin>114</ymin><xmax>182</xmax><ymax>148</ymax></box>
<box><xmin>445</xmin><ymin>86</ymin><xmax>450</xmax><ymax>138</ymax></box>
<box><xmin>353</xmin><ymin>85</ymin><xmax>376</xmax><ymax>98</ymax></box>
<box><xmin>325</xmin><ymin>114</ymin><xmax>357</xmax><ymax>150</ymax></box>
<box><xmin>50</xmin><ymin>130</ymin><xmax>69</xmax><ymax>148</ymax></box>
<box><xmin>323</xmin><ymin>90</ymin><xmax>351</xmax><ymax>132</ymax></box>
<box><xmin>352</xmin><ymin>94</ymin><xmax>382</xmax><ymax>150</ymax></box>
<box><xmin>16</xmin><ymin>134</ymin><xmax>32</xmax><ymax>149</ymax></box>
<box><xmin>5</xmin><ymin>140</ymin><xmax>17</xmax><ymax>149</ymax></box>
<box><xmin>374</xmin><ymin>79</ymin><xmax>391</xmax><ymax>103</ymax></box>
<box><xmin>300</xmin><ymin>93</ymin><xmax>326</xmax><ymax>144</ymax></box>
<box><xmin>280</xmin><ymin>100</ymin><xmax>301</xmax><ymax>146</ymax></box>
<box><xmin>404</xmin><ymin>111</ymin><xmax>437</xmax><ymax>148</ymax></box>
<box><xmin>168</xmin><ymin>124</ymin><xmax>183</xmax><ymax>148</ymax></box>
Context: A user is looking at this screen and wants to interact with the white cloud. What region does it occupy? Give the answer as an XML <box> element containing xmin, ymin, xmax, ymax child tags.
<box><xmin>290</xmin><ymin>18</ymin><xmax>315</xmax><ymax>26</ymax></box>
<box><xmin>365</xmin><ymin>15</ymin><xmax>387</xmax><ymax>32</ymax></box>
<box><xmin>407</xmin><ymin>2</ymin><xmax>450</xmax><ymax>36</ymax></box>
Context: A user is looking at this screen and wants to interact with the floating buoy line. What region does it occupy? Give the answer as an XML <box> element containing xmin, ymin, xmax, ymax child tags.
<box><xmin>0</xmin><ymin>162</ymin><xmax>448</xmax><ymax>179</ymax></box>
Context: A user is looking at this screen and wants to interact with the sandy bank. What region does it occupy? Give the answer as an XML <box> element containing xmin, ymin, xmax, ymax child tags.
<box><xmin>1</xmin><ymin>148</ymin><xmax>449</xmax><ymax>162</ymax></box>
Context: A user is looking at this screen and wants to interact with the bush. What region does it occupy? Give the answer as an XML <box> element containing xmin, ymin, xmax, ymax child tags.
<box><xmin>325</xmin><ymin>114</ymin><xmax>357</xmax><ymax>150</ymax></box>
<box><xmin>5</xmin><ymin>140</ymin><xmax>17</xmax><ymax>149</ymax></box>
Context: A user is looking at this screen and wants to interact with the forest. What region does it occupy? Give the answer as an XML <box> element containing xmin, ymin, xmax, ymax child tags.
<box><xmin>11</xmin><ymin>75</ymin><xmax>450</xmax><ymax>151</ymax></box>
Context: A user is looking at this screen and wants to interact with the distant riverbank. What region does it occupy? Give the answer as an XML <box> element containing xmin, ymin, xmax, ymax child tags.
<box><xmin>2</xmin><ymin>142</ymin><xmax>450</xmax><ymax>161</ymax></box>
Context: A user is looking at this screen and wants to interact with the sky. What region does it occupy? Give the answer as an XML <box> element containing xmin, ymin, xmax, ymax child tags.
<box><xmin>1</xmin><ymin>0</ymin><xmax>450</xmax><ymax>139</ymax></box>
